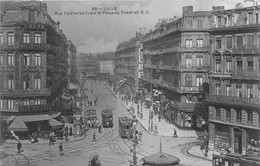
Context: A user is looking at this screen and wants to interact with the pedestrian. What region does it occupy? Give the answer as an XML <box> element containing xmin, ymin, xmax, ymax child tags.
<box><xmin>65</xmin><ymin>132</ymin><xmax>69</xmax><ymax>142</ymax></box>
<box><xmin>17</xmin><ymin>140</ymin><xmax>22</xmax><ymax>153</ymax></box>
<box><xmin>173</xmin><ymin>129</ymin><xmax>178</xmax><ymax>137</ymax></box>
<box><xmin>69</xmin><ymin>127</ymin><xmax>73</xmax><ymax>136</ymax></box>
<box><xmin>98</xmin><ymin>125</ymin><xmax>102</xmax><ymax>133</ymax></box>
<box><xmin>138</xmin><ymin>131</ymin><xmax>142</xmax><ymax>141</ymax></box>
<box><xmin>92</xmin><ymin>133</ymin><xmax>97</xmax><ymax>142</ymax></box>
<box><xmin>158</xmin><ymin>115</ymin><xmax>161</xmax><ymax>122</ymax></box>
<box><xmin>49</xmin><ymin>135</ymin><xmax>53</xmax><ymax>146</ymax></box>
<box><xmin>135</xmin><ymin>130</ymin><xmax>139</xmax><ymax>137</ymax></box>
<box><xmin>59</xmin><ymin>143</ymin><xmax>63</xmax><ymax>156</ymax></box>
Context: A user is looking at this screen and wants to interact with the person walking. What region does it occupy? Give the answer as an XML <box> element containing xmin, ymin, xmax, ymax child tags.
<box><xmin>17</xmin><ymin>140</ymin><xmax>22</xmax><ymax>153</ymax></box>
<box><xmin>173</xmin><ymin>129</ymin><xmax>178</xmax><ymax>137</ymax></box>
<box><xmin>92</xmin><ymin>133</ymin><xmax>97</xmax><ymax>142</ymax></box>
<box><xmin>138</xmin><ymin>131</ymin><xmax>142</xmax><ymax>141</ymax></box>
<box><xmin>98</xmin><ymin>124</ymin><xmax>102</xmax><ymax>133</ymax></box>
<box><xmin>59</xmin><ymin>143</ymin><xmax>63</xmax><ymax>156</ymax></box>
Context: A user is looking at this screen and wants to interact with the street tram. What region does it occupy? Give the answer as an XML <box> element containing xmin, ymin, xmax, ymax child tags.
<box><xmin>101</xmin><ymin>109</ymin><xmax>113</xmax><ymax>128</ymax></box>
<box><xmin>118</xmin><ymin>116</ymin><xmax>133</xmax><ymax>138</ymax></box>
<box><xmin>212</xmin><ymin>153</ymin><xmax>260</xmax><ymax>166</ymax></box>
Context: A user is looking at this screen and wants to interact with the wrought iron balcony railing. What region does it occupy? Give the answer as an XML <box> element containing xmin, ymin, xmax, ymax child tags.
<box><xmin>207</xmin><ymin>95</ymin><xmax>260</xmax><ymax>108</ymax></box>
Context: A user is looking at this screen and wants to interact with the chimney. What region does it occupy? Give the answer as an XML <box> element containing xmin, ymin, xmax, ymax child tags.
<box><xmin>212</xmin><ymin>6</ymin><xmax>225</xmax><ymax>11</ymax></box>
<box><xmin>182</xmin><ymin>6</ymin><xmax>193</xmax><ymax>17</ymax></box>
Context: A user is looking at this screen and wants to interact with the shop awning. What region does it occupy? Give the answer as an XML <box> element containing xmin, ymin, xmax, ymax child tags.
<box><xmin>69</xmin><ymin>82</ymin><xmax>78</xmax><ymax>90</ymax></box>
<box><xmin>49</xmin><ymin>112</ymin><xmax>61</xmax><ymax>118</ymax></box>
<box><xmin>9</xmin><ymin>118</ymin><xmax>28</xmax><ymax>132</ymax></box>
<box><xmin>48</xmin><ymin>118</ymin><xmax>64</xmax><ymax>129</ymax></box>
<box><xmin>19</xmin><ymin>114</ymin><xmax>52</xmax><ymax>122</ymax></box>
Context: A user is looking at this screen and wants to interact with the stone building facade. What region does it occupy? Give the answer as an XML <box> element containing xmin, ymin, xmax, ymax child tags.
<box><xmin>207</xmin><ymin>5</ymin><xmax>260</xmax><ymax>154</ymax></box>
<box><xmin>142</xmin><ymin>6</ymin><xmax>211</xmax><ymax>130</ymax></box>
<box><xmin>115</xmin><ymin>32</ymin><xmax>144</xmax><ymax>96</ymax></box>
<box><xmin>0</xmin><ymin>1</ymin><xmax>74</xmax><ymax>133</ymax></box>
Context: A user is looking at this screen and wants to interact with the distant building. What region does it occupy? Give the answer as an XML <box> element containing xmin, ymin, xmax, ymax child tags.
<box><xmin>67</xmin><ymin>40</ymin><xmax>77</xmax><ymax>83</ymax></box>
<box><xmin>207</xmin><ymin>5</ymin><xmax>260</xmax><ymax>154</ymax></box>
<box><xmin>97</xmin><ymin>52</ymin><xmax>115</xmax><ymax>75</ymax></box>
<box><xmin>142</xmin><ymin>6</ymin><xmax>211</xmax><ymax>130</ymax></box>
<box><xmin>84</xmin><ymin>55</ymin><xmax>99</xmax><ymax>76</ymax></box>
<box><xmin>115</xmin><ymin>32</ymin><xmax>144</xmax><ymax>95</ymax></box>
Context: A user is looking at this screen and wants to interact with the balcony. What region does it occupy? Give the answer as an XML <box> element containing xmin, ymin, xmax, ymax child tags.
<box><xmin>207</xmin><ymin>95</ymin><xmax>260</xmax><ymax>108</ymax></box>
<box><xmin>178</xmin><ymin>103</ymin><xmax>206</xmax><ymax>111</ymax></box>
<box><xmin>18</xmin><ymin>104</ymin><xmax>51</xmax><ymax>113</ymax></box>
<box><xmin>180</xmin><ymin>65</ymin><xmax>210</xmax><ymax>72</ymax></box>
<box><xmin>0</xmin><ymin>88</ymin><xmax>51</xmax><ymax>97</ymax></box>
<box><xmin>159</xmin><ymin>65</ymin><xmax>179</xmax><ymax>71</ymax></box>
<box><xmin>247</xmin><ymin>121</ymin><xmax>253</xmax><ymax>126</ymax></box>
<box><xmin>180</xmin><ymin>46</ymin><xmax>210</xmax><ymax>52</ymax></box>
<box><xmin>236</xmin><ymin>119</ymin><xmax>242</xmax><ymax>124</ymax></box>
<box><xmin>226</xmin><ymin>117</ymin><xmax>231</xmax><ymax>122</ymax></box>
<box><xmin>231</xmin><ymin>70</ymin><xmax>260</xmax><ymax>80</ymax></box>
<box><xmin>179</xmin><ymin>86</ymin><xmax>204</xmax><ymax>93</ymax></box>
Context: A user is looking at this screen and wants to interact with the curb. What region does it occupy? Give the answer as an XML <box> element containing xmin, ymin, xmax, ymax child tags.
<box><xmin>186</xmin><ymin>146</ymin><xmax>212</xmax><ymax>161</ymax></box>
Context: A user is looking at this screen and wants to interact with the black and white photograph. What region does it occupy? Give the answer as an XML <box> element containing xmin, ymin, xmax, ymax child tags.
<box><xmin>0</xmin><ymin>0</ymin><xmax>260</xmax><ymax>165</ymax></box>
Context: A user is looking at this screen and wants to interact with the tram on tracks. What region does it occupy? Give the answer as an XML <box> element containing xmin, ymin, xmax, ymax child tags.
<box><xmin>118</xmin><ymin>116</ymin><xmax>133</xmax><ymax>138</ymax></box>
<box><xmin>101</xmin><ymin>109</ymin><xmax>113</xmax><ymax>128</ymax></box>
<box><xmin>212</xmin><ymin>153</ymin><xmax>260</xmax><ymax>166</ymax></box>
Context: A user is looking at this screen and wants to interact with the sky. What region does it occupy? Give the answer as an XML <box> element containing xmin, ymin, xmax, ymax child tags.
<box><xmin>45</xmin><ymin>0</ymin><xmax>259</xmax><ymax>54</ymax></box>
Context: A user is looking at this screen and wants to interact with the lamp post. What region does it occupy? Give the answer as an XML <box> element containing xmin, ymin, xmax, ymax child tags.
<box><xmin>148</xmin><ymin>76</ymin><xmax>153</xmax><ymax>132</ymax></box>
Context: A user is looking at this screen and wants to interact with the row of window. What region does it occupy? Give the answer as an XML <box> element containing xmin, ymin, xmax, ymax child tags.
<box><xmin>216</xmin><ymin>12</ymin><xmax>259</xmax><ymax>28</ymax></box>
<box><xmin>185</xmin><ymin>39</ymin><xmax>204</xmax><ymax>48</ymax></box>
<box><xmin>215</xmin><ymin>35</ymin><xmax>260</xmax><ymax>49</ymax></box>
<box><xmin>184</xmin><ymin>75</ymin><xmax>203</xmax><ymax>87</ymax></box>
<box><xmin>215</xmin><ymin>84</ymin><xmax>260</xmax><ymax>99</ymax></box>
<box><xmin>0</xmin><ymin>53</ymin><xmax>42</xmax><ymax>66</ymax></box>
<box><xmin>215</xmin><ymin>108</ymin><xmax>259</xmax><ymax>124</ymax></box>
<box><xmin>7</xmin><ymin>76</ymin><xmax>41</xmax><ymax>90</ymax></box>
<box><xmin>0</xmin><ymin>32</ymin><xmax>42</xmax><ymax>45</ymax></box>
<box><xmin>185</xmin><ymin>56</ymin><xmax>204</xmax><ymax>67</ymax></box>
<box><xmin>0</xmin><ymin>98</ymin><xmax>41</xmax><ymax>110</ymax></box>
<box><xmin>215</xmin><ymin>58</ymin><xmax>260</xmax><ymax>73</ymax></box>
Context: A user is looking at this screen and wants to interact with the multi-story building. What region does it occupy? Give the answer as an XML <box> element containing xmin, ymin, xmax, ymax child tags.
<box><xmin>142</xmin><ymin>6</ymin><xmax>211</xmax><ymax>130</ymax></box>
<box><xmin>97</xmin><ymin>52</ymin><xmax>115</xmax><ymax>76</ymax></box>
<box><xmin>207</xmin><ymin>5</ymin><xmax>260</xmax><ymax>154</ymax></box>
<box><xmin>0</xmin><ymin>1</ymin><xmax>71</xmax><ymax>134</ymax></box>
<box><xmin>67</xmin><ymin>40</ymin><xmax>77</xmax><ymax>83</ymax></box>
<box><xmin>84</xmin><ymin>55</ymin><xmax>99</xmax><ymax>77</ymax></box>
<box><xmin>115</xmin><ymin>32</ymin><xmax>144</xmax><ymax>95</ymax></box>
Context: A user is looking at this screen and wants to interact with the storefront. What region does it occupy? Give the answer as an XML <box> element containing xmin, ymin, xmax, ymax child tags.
<box><xmin>214</xmin><ymin>124</ymin><xmax>231</xmax><ymax>150</ymax></box>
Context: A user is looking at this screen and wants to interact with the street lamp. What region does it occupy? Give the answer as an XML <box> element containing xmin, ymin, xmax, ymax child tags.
<box><xmin>148</xmin><ymin>76</ymin><xmax>153</xmax><ymax>132</ymax></box>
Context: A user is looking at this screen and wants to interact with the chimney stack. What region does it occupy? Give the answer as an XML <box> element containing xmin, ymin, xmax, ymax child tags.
<box><xmin>182</xmin><ymin>6</ymin><xmax>193</xmax><ymax>17</ymax></box>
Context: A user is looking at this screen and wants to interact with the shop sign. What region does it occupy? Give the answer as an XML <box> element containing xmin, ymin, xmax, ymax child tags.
<box><xmin>23</xmin><ymin>23</ymin><xmax>45</xmax><ymax>30</ymax></box>
<box><xmin>20</xmin><ymin>43</ymin><xmax>49</xmax><ymax>50</ymax></box>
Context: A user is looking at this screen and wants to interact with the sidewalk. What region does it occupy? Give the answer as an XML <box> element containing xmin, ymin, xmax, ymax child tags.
<box><xmin>3</xmin><ymin>123</ymin><xmax>86</xmax><ymax>145</ymax></box>
<box><xmin>107</xmin><ymin>84</ymin><xmax>204</xmax><ymax>138</ymax></box>
<box><xmin>187</xmin><ymin>145</ymin><xmax>220</xmax><ymax>161</ymax></box>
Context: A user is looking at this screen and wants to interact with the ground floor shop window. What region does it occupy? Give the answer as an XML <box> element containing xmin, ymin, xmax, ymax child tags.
<box><xmin>247</xmin><ymin>129</ymin><xmax>260</xmax><ymax>154</ymax></box>
<box><xmin>214</xmin><ymin>124</ymin><xmax>230</xmax><ymax>150</ymax></box>
<box><xmin>178</xmin><ymin>112</ymin><xmax>193</xmax><ymax>128</ymax></box>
